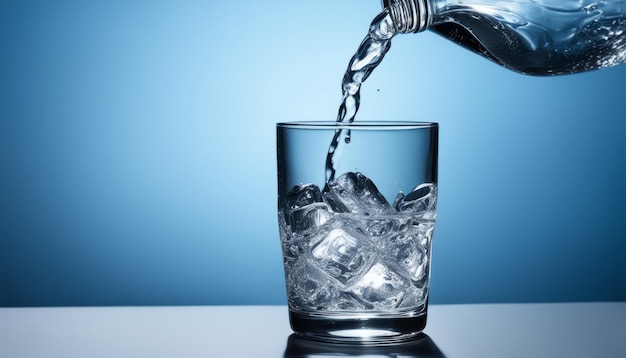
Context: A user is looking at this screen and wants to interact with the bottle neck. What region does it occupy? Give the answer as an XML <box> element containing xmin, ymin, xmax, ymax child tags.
<box><xmin>382</xmin><ymin>0</ymin><xmax>432</xmax><ymax>33</ymax></box>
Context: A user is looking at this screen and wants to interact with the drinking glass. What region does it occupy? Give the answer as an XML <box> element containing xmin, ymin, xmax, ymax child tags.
<box><xmin>277</xmin><ymin>121</ymin><xmax>438</xmax><ymax>344</ymax></box>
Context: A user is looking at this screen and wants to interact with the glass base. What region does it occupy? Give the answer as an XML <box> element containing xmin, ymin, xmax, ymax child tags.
<box><xmin>289</xmin><ymin>308</ymin><xmax>428</xmax><ymax>345</ymax></box>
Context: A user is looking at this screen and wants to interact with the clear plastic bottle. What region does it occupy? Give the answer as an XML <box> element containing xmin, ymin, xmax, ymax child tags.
<box><xmin>382</xmin><ymin>0</ymin><xmax>626</xmax><ymax>75</ymax></box>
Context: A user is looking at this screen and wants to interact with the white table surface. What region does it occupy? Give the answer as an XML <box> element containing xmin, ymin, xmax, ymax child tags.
<box><xmin>1</xmin><ymin>302</ymin><xmax>624</xmax><ymax>357</ymax></box>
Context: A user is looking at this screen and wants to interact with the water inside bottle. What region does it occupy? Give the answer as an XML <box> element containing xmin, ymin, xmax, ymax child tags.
<box><xmin>431</xmin><ymin>0</ymin><xmax>626</xmax><ymax>75</ymax></box>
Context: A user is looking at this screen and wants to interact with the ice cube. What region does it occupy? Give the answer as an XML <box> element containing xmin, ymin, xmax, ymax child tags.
<box><xmin>385</xmin><ymin>222</ymin><xmax>433</xmax><ymax>283</ymax></box>
<box><xmin>311</xmin><ymin>228</ymin><xmax>373</xmax><ymax>287</ymax></box>
<box><xmin>364</xmin><ymin>217</ymin><xmax>411</xmax><ymax>238</ymax></box>
<box><xmin>323</xmin><ymin>172</ymin><xmax>392</xmax><ymax>215</ymax></box>
<box><xmin>285</xmin><ymin>183</ymin><xmax>323</xmax><ymax>210</ymax></box>
<box><xmin>288</xmin><ymin>259</ymin><xmax>342</xmax><ymax>311</ymax></box>
<box><xmin>394</xmin><ymin>183</ymin><xmax>437</xmax><ymax>219</ymax></box>
<box><xmin>322</xmin><ymin>180</ymin><xmax>361</xmax><ymax>213</ymax></box>
<box><xmin>387</xmin><ymin>234</ymin><xmax>429</xmax><ymax>283</ymax></box>
<box><xmin>350</xmin><ymin>262</ymin><xmax>413</xmax><ymax>310</ymax></box>
<box><xmin>288</xmin><ymin>202</ymin><xmax>333</xmax><ymax>234</ymax></box>
<box><xmin>347</xmin><ymin>173</ymin><xmax>392</xmax><ymax>211</ymax></box>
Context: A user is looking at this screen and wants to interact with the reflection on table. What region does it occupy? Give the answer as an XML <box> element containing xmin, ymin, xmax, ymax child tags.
<box><xmin>283</xmin><ymin>333</ymin><xmax>446</xmax><ymax>357</ymax></box>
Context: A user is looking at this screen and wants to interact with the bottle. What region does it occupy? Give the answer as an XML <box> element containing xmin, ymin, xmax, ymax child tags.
<box><xmin>382</xmin><ymin>0</ymin><xmax>626</xmax><ymax>75</ymax></box>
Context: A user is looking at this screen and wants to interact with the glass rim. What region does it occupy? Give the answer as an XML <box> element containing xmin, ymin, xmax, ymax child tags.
<box><xmin>277</xmin><ymin>121</ymin><xmax>438</xmax><ymax>130</ymax></box>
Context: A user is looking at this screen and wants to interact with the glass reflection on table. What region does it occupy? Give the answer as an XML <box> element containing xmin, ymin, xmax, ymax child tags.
<box><xmin>283</xmin><ymin>333</ymin><xmax>446</xmax><ymax>357</ymax></box>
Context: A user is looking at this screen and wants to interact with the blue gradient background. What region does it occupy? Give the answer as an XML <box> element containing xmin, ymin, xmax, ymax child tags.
<box><xmin>1</xmin><ymin>0</ymin><xmax>624</xmax><ymax>306</ymax></box>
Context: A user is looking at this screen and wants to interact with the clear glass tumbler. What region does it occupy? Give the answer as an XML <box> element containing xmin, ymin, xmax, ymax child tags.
<box><xmin>277</xmin><ymin>121</ymin><xmax>438</xmax><ymax>344</ymax></box>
